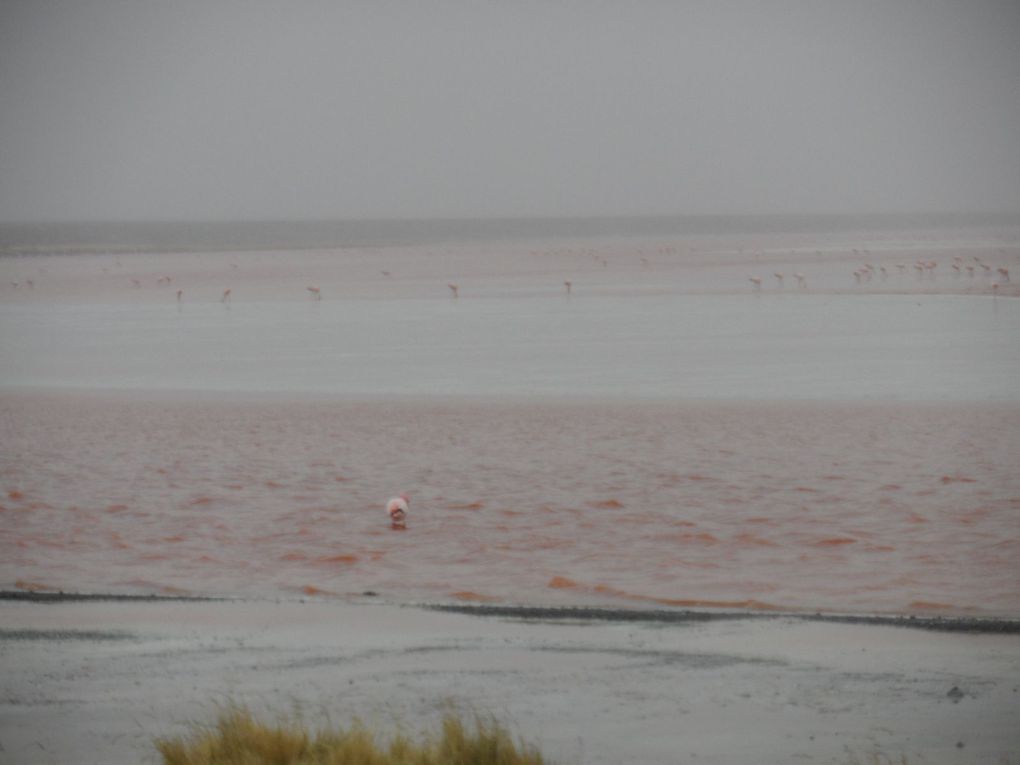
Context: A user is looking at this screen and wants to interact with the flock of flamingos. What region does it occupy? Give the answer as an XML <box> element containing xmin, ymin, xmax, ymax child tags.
<box><xmin>749</xmin><ymin>254</ymin><xmax>1010</xmax><ymax>292</ymax></box>
<box><xmin>3</xmin><ymin>245</ymin><xmax>1015</xmax><ymax>302</ymax></box>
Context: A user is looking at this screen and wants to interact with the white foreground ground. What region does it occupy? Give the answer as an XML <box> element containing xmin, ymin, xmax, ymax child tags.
<box><xmin>1</xmin><ymin>599</ymin><xmax>1018</xmax><ymax>765</ymax></box>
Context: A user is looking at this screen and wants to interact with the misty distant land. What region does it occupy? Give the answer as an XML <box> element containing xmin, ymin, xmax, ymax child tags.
<box><xmin>2</xmin><ymin>212</ymin><xmax>1019</xmax><ymax>255</ymax></box>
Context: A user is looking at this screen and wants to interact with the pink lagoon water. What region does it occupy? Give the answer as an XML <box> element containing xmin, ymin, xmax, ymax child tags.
<box><xmin>1</xmin><ymin>232</ymin><xmax>1019</xmax><ymax>615</ymax></box>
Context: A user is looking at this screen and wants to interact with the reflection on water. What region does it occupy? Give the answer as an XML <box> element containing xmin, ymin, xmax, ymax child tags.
<box><xmin>1</xmin><ymin>294</ymin><xmax>1018</xmax><ymax>400</ymax></box>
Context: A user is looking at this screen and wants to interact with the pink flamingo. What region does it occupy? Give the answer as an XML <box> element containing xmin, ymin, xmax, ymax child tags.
<box><xmin>386</xmin><ymin>494</ymin><xmax>409</xmax><ymax>529</ymax></box>
<box><xmin>794</xmin><ymin>273</ymin><xmax>807</xmax><ymax>289</ymax></box>
<box><xmin>773</xmin><ymin>272</ymin><xmax>784</xmax><ymax>286</ymax></box>
<box><xmin>176</xmin><ymin>289</ymin><xmax>183</xmax><ymax>302</ymax></box>
<box><xmin>448</xmin><ymin>283</ymin><xmax>459</xmax><ymax>298</ymax></box>
<box><xmin>221</xmin><ymin>288</ymin><xmax>232</xmax><ymax>303</ymax></box>
<box><xmin>307</xmin><ymin>285</ymin><xmax>321</xmax><ymax>300</ymax></box>
<box><xmin>997</xmin><ymin>267</ymin><xmax>1010</xmax><ymax>282</ymax></box>
<box><xmin>749</xmin><ymin>276</ymin><xmax>762</xmax><ymax>290</ymax></box>
<box><xmin>564</xmin><ymin>280</ymin><xmax>572</xmax><ymax>295</ymax></box>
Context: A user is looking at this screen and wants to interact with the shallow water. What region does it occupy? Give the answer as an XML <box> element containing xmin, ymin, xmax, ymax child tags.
<box><xmin>2</xmin><ymin>394</ymin><xmax>1018</xmax><ymax>615</ymax></box>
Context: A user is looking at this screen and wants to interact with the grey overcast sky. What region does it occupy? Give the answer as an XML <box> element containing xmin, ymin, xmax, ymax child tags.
<box><xmin>1</xmin><ymin>1</ymin><xmax>1018</xmax><ymax>222</ymax></box>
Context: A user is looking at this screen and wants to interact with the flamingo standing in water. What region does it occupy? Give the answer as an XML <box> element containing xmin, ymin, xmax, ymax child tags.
<box><xmin>221</xmin><ymin>288</ymin><xmax>232</xmax><ymax>303</ymax></box>
<box><xmin>749</xmin><ymin>276</ymin><xmax>762</xmax><ymax>290</ymax></box>
<box><xmin>448</xmin><ymin>283</ymin><xmax>459</xmax><ymax>299</ymax></box>
<box><xmin>386</xmin><ymin>494</ymin><xmax>410</xmax><ymax>529</ymax></box>
<box><xmin>564</xmin><ymin>280</ymin><xmax>572</xmax><ymax>295</ymax></box>
<box><xmin>307</xmin><ymin>285</ymin><xmax>321</xmax><ymax>300</ymax></box>
<box><xmin>794</xmin><ymin>273</ymin><xmax>807</xmax><ymax>289</ymax></box>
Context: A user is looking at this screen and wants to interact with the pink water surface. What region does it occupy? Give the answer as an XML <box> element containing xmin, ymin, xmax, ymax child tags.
<box><xmin>3</xmin><ymin>392</ymin><xmax>1018</xmax><ymax>615</ymax></box>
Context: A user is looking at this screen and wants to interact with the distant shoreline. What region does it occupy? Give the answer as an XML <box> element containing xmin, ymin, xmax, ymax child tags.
<box><xmin>3</xmin><ymin>212</ymin><xmax>1019</xmax><ymax>254</ymax></box>
<box><xmin>3</xmin><ymin>591</ymin><xmax>1019</xmax><ymax>634</ymax></box>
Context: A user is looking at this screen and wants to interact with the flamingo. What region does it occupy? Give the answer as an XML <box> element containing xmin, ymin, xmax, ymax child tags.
<box><xmin>448</xmin><ymin>283</ymin><xmax>459</xmax><ymax>298</ymax></box>
<box><xmin>176</xmin><ymin>289</ymin><xmax>183</xmax><ymax>302</ymax></box>
<box><xmin>966</xmin><ymin>265</ymin><xmax>975</xmax><ymax>277</ymax></box>
<box><xmin>381</xmin><ymin>270</ymin><xmax>392</xmax><ymax>278</ymax></box>
<box><xmin>997</xmin><ymin>267</ymin><xmax>1010</xmax><ymax>282</ymax></box>
<box><xmin>773</xmin><ymin>272</ymin><xmax>784</xmax><ymax>286</ymax></box>
<box><xmin>307</xmin><ymin>285</ymin><xmax>321</xmax><ymax>300</ymax></box>
<box><xmin>749</xmin><ymin>276</ymin><xmax>762</xmax><ymax>290</ymax></box>
<box><xmin>221</xmin><ymin>288</ymin><xmax>232</xmax><ymax>303</ymax></box>
<box><xmin>386</xmin><ymin>493</ymin><xmax>409</xmax><ymax>529</ymax></box>
<box><xmin>794</xmin><ymin>273</ymin><xmax>807</xmax><ymax>289</ymax></box>
<box><xmin>564</xmin><ymin>280</ymin><xmax>572</xmax><ymax>295</ymax></box>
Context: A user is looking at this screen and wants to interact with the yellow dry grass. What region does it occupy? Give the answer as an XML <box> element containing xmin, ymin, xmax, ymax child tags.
<box><xmin>155</xmin><ymin>705</ymin><xmax>548</xmax><ymax>765</ymax></box>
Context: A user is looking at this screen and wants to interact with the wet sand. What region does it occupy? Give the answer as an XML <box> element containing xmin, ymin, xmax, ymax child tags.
<box><xmin>2</xmin><ymin>597</ymin><xmax>1019</xmax><ymax>765</ymax></box>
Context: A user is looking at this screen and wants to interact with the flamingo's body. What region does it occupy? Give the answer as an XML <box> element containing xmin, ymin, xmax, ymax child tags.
<box><xmin>386</xmin><ymin>494</ymin><xmax>410</xmax><ymax>529</ymax></box>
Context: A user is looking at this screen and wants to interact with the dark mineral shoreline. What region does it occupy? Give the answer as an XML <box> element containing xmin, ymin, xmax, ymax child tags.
<box><xmin>4</xmin><ymin>590</ymin><xmax>1019</xmax><ymax>634</ymax></box>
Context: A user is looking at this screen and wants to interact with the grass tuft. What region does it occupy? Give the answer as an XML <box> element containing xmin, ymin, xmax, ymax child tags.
<box><xmin>155</xmin><ymin>705</ymin><xmax>548</xmax><ymax>765</ymax></box>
